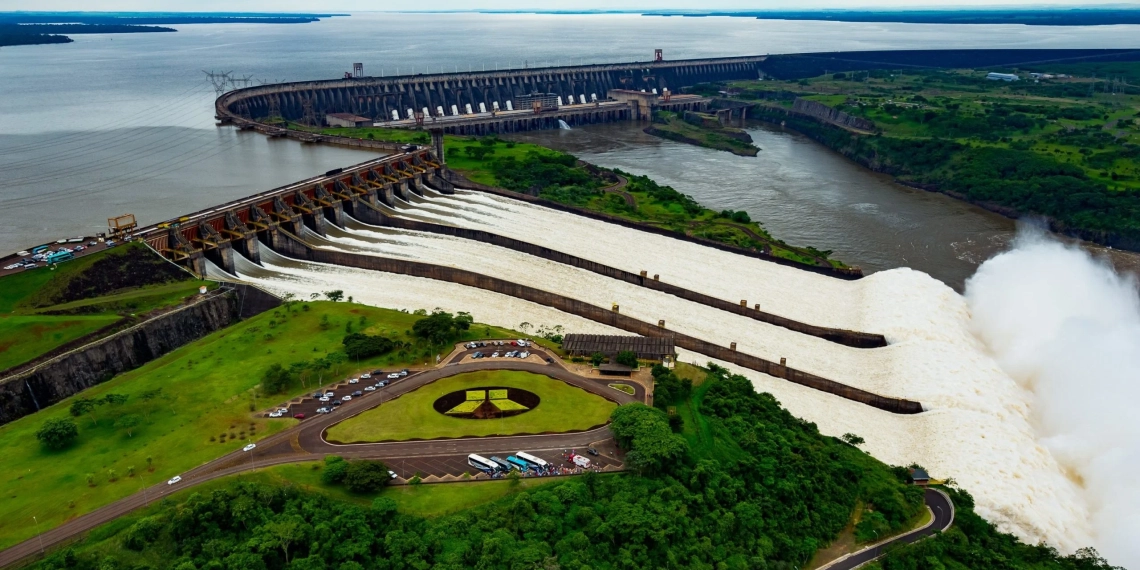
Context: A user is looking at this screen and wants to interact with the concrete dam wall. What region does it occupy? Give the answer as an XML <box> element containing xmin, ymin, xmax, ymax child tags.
<box><xmin>0</xmin><ymin>285</ymin><xmax>280</xmax><ymax>426</ymax></box>
<box><xmin>217</xmin><ymin>56</ymin><xmax>765</xmax><ymax>124</ymax></box>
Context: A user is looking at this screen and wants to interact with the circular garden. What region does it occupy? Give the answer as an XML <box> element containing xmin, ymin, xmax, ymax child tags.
<box><xmin>324</xmin><ymin>369</ymin><xmax>616</xmax><ymax>443</ymax></box>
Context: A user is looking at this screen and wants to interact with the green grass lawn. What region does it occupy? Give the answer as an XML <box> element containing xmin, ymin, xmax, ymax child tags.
<box><xmin>222</xmin><ymin>461</ymin><xmax>564</xmax><ymax>517</ymax></box>
<box><xmin>0</xmin><ymin>302</ymin><xmax>498</xmax><ymax>550</ymax></box>
<box><xmin>326</xmin><ymin>370</ymin><xmax>616</xmax><ymax>443</ymax></box>
<box><xmin>0</xmin><ymin>245</ymin><xmax>212</xmax><ymax>371</ymax></box>
<box><xmin>0</xmin><ymin>314</ymin><xmax>122</xmax><ymax>370</ymax></box>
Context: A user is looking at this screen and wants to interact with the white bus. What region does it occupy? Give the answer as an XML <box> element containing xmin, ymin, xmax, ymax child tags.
<box><xmin>467</xmin><ymin>454</ymin><xmax>498</xmax><ymax>473</ymax></box>
<box><xmin>515</xmin><ymin>451</ymin><xmax>548</xmax><ymax>469</ymax></box>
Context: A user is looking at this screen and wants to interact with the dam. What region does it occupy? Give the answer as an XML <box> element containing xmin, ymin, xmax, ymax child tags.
<box><xmin>215</xmin><ymin>54</ymin><xmax>764</xmax><ymax>135</ymax></box>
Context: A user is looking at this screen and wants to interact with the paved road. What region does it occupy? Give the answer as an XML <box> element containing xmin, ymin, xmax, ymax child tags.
<box><xmin>0</xmin><ymin>350</ymin><xmax>635</xmax><ymax>568</ymax></box>
<box><xmin>822</xmin><ymin>488</ymin><xmax>955</xmax><ymax>570</ymax></box>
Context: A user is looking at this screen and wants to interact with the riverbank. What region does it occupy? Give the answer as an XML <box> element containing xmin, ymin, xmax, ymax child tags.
<box><xmin>717</xmin><ymin>67</ymin><xmax>1140</xmax><ymax>252</ymax></box>
<box><xmin>644</xmin><ymin>110</ymin><xmax>760</xmax><ymax>156</ymax></box>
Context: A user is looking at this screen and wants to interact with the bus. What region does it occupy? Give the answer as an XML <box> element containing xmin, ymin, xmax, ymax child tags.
<box><xmin>505</xmin><ymin>456</ymin><xmax>531</xmax><ymax>471</ymax></box>
<box><xmin>45</xmin><ymin>251</ymin><xmax>74</xmax><ymax>264</ymax></box>
<box><xmin>30</xmin><ymin>245</ymin><xmax>49</xmax><ymax>255</ymax></box>
<box><xmin>515</xmin><ymin>451</ymin><xmax>548</xmax><ymax>469</ymax></box>
<box><xmin>467</xmin><ymin>454</ymin><xmax>497</xmax><ymax>474</ymax></box>
<box><xmin>489</xmin><ymin>456</ymin><xmax>513</xmax><ymax>472</ymax></box>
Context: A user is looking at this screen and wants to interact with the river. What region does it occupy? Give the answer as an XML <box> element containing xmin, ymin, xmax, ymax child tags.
<box><xmin>3</xmin><ymin>12</ymin><xmax>1140</xmax><ymax>284</ymax></box>
<box><xmin>511</xmin><ymin>122</ymin><xmax>1140</xmax><ymax>289</ymax></box>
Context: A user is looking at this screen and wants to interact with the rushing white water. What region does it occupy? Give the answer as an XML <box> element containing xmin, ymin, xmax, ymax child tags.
<box><xmin>220</xmin><ymin>192</ymin><xmax>1102</xmax><ymax>553</ymax></box>
<box><xmin>966</xmin><ymin>229</ymin><xmax>1140</xmax><ymax>567</ymax></box>
<box><xmin>558</xmin><ymin>119</ymin><xmax>572</xmax><ymax>130</ymax></box>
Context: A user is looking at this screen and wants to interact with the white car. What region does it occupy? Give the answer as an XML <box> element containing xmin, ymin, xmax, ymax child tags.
<box><xmin>341</xmin><ymin>395</ymin><xmax>352</xmax><ymax>401</ymax></box>
<box><xmin>319</xmin><ymin>396</ymin><xmax>330</xmax><ymax>402</ymax></box>
<box><xmin>492</xmin><ymin>352</ymin><xmax>500</xmax><ymax>358</ymax></box>
<box><xmin>74</xmin><ymin>245</ymin><xmax>85</xmax><ymax>251</ymax></box>
<box><xmin>520</xmin><ymin>351</ymin><xmax>531</xmax><ymax>358</ymax></box>
<box><xmin>388</xmin><ymin>470</ymin><xmax>398</xmax><ymax>479</ymax></box>
<box><xmin>387</xmin><ymin>373</ymin><xmax>400</xmax><ymax>379</ymax></box>
<box><xmin>364</xmin><ymin>385</ymin><xmax>376</xmax><ymax>392</ymax></box>
<box><xmin>243</xmin><ymin>443</ymin><xmax>256</xmax><ymax>452</ymax></box>
<box><xmin>268</xmin><ymin>411</ymin><xmax>283</xmax><ymax>418</ymax></box>
<box><xmin>167</xmin><ymin>475</ymin><xmax>182</xmax><ymax>485</ymax></box>
<box><xmin>278</xmin><ymin>408</ymin><xmax>288</xmax><ymax>413</ymax></box>
<box><xmin>361</xmin><ymin>373</ymin><xmax>371</xmax><ymax>379</ymax></box>
<box><xmin>316</xmin><ymin>407</ymin><xmax>330</xmax><ymax>414</ymax></box>
<box><xmin>16</xmin><ymin>251</ymin><xmax>29</xmax><ymax>256</ymax></box>
<box><xmin>324</xmin><ymin>392</ymin><xmax>335</xmax><ymax>398</ymax></box>
<box><xmin>348</xmin><ymin>378</ymin><xmax>359</xmax><ymax>384</ymax></box>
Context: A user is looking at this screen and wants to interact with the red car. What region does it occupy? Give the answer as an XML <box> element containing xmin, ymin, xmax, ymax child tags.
<box><xmin>293</xmin><ymin>413</ymin><xmax>305</xmax><ymax>420</ymax></box>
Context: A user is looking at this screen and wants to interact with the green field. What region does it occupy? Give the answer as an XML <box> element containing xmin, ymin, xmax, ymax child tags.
<box><xmin>0</xmin><ymin>302</ymin><xmax>508</xmax><ymax>550</ymax></box>
<box><xmin>219</xmin><ymin>461</ymin><xmax>564</xmax><ymax>517</ymax></box>
<box><xmin>326</xmin><ymin>370</ymin><xmax>616</xmax><ymax>442</ymax></box>
<box><xmin>0</xmin><ymin>244</ymin><xmax>211</xmax><ymax>371</ymax></box>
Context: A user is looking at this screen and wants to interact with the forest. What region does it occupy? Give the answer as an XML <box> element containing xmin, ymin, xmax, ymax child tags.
<box><xmin>27</xmin><ymin>365</ymin><xmax>1121</xmax><ymax>570</ymax></box>
<box><xmin>732</xmin><ymin>67</ymin><xmax>1140</xmax><ymax>248</ymax></box>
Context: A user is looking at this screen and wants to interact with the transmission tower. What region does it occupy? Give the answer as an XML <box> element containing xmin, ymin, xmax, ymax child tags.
<box><xmin>203</xmin><ymin>70</ymin><xmax>233</xmax><ymax>98</ymax></box>
<box><xmin>267</xmin><ymin>96</ymin><xmax>282</xmax><ymax>123</ymax></box>
<box><xmin>301</xmin><ymin>96</ymin><xmax>316</xmax><ymax>127</ymax></box>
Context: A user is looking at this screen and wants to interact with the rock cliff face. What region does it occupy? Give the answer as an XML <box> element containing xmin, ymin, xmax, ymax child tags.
<box><xmin>791</xmin><ymin>98</ymin><xmax>876</xmax><ymax>131</ymax></box>
<box><xmin>0</xmin><ymin>285</ymin><xmax>279</xmax><ymax>426</ymax></box>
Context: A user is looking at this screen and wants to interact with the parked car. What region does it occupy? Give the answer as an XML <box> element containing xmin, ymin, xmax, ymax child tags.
<box><xmin>399</xmin><ymin>369</ymin><xmax>409</xmax><ymax>377</ymax></box>
<box><xmin>377</xmin><ymin>380</ymin><xmax>388</xmax><ymax>387</ymax></box>
<box><xmin>472</xmin><ymin>352</ymin><xmax>483</xmax><ymax>359</ymax></box>
<box><xmin>293</xmin><ymin>413</ymin><xmax>305</xmax><ymax>420</ymax></box>
<box><xmin>316</xmin><ymin>407</ymin><xmax>330</xmax><ymax>414</ymax></box>
<box><xmin>361</xmin><ymin>373</ymin><xmax>371</xmax><ymax>379</ymax></box>
<box><xmin>167</xmin><ymin>475</ymin><xmax>182</xmax><ymax>485</ymax></box>
<box><xmin>319</xmin><ymin>396</ymin><xmax>330</xmax><ymax>402</ymax></box>
<box><xmin>587</xmin><ymin>447</ymin><xmax>599</xmax><ymax>456</ymax></box>
<box><xmin>546</xmin><ymin>357</ymin><xmax>554</xmax><ymax>363</ymax></box>
<box><xmin>388</xmin><ymin>470</ymin><xmax>398</xmax><ymax>479</ymax></box>
<box><xmin>520</xmin><ymin>352</ymin><xmax>530</xmax><ymax>358</ymax></box>
<box><xmin>324</xmin><ymin>392</ymin><xmax>335</xmax><ymax>398</ymax></box>
<box><xmin>278</xmin><ymin>408</ymin><xmax>288</xmax><ymax>413</ymax></box>
<box><xmin>74</xmin><ymin>245</ymin><xmax>85</xmax><ymax>251</ymax></box>
<box><xmin>492</xmin><ymin>352</ymin><xmax>500</xmax><ymax>358</ymax></box>
<box><xmin>341</xmin><ymin>395</ymin><xmax>352</xmax><ymax>401</ymax></box>
<box><xmin>331</xmin><ymin>400</ymin><xmax>342</xmax><ymax>407</ymax></box>
<box><xmin>313</xmin><ymin>392</ymin><xmax>323</xmax><ymax>398</ymax></box>
<box><xmin>348</xmin><ymin>377</ymin><xmax>359</xmax><ymax>384</ymax></box>
<box><xmin>387</xmin><ymin>372</ymin><xmax>400</xmax><ymax>379</ymax></box>
<box><xmin>364</xmin><ymin>385</ymin><xmax>376</xmax><ymax>392</ymax></box>
<box><xmin>88</xmin><ymin>241</ymin><xmax>97</xmax><ymax>246</ymax></box>
<box><xmin>16</xmin><ymin>251</ymin><xmax>29</xmax><ymax>256</ymax></box>
<box><xmin>243</xmin><ymin>443</ymin><xmax>256</xmax><ymax>452</ymax></box>
<box><xmin>352</xmin><ymin>390</ymin><xmax>363</xmax><ymax>397</ymax></box>
<box><xmin>371</xmin><ymin>369</ymin><xmax>384</xmax><ymax>375</ymax></box>
<box><xmin>268</xmin><ymin>411</ymin><xmax>283</xmax><ymax>418</ymax></box>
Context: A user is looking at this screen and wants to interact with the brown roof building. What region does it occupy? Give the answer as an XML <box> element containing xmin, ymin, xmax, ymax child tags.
<box><xmin>562</xmin><ymin>334</ymin><xmax>675</xmax><ymax>361</ymax></box>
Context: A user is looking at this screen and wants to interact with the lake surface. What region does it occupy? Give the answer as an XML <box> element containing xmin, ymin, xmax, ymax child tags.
<box><xmin>3</xmin><ymin>12</ymin><xmax>1140</xmax><ymax>282</ymax></box>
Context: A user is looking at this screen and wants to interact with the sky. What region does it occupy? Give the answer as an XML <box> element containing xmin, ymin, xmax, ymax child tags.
<box><xmin>3</xmin><ymin>0</ymin><xmax>1138</xmax><ymax>11</ymax></box>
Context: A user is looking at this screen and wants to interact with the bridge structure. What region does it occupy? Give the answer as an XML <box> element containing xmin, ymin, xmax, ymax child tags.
<box><xmin>135</xmin><ymin>149</ymin><xmax>448</xmax><ymax>277</ymax></box>
<box><xmin>214</xmin><ymin>54</ymin><xmax>767</xmax><ymax>137</ymax></box>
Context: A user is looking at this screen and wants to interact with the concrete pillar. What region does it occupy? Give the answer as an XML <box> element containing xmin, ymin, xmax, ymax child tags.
<box><xmin>234</xmin><ymin>235</ymin><xmax>261</xmax><ymax>265</ymax></box>
<box><xmin>303</xmin><ymin>210</ymin><xmax>327</xmax><ymax>236</ymax></box>
<box><xmin>208</xmin><ymin>243</ymin><xmax>236</xmax><ymax>276</ymax></box>
<box><xmin>612</xmin><ymin>303</ymin><xmax>620</xmax><ymax>313</ymax></box>
<box><xmin>324</xmin><ymin>201</ymin><xmax>345</xmax><ymax>228</ymax></box>
<box><xmin>381</xmin><ymin>183</ymin><xmax>396</xmax><ymax>206</ymax></box>
<box><xmin>187</xmin><ymin>252</ymin><xmax>208</xmax><ymax>279</ymax></box>
<box><xmin>412</xmin><ymin>173</ymin><xmax>425</xmax><ymax>195</ymax></box>
<box><xmin>740</xmin><ymin>299</ymin><xmax>747</xmax><ymax>308</ymax></box>
<box><xmin>430</xmin><ymin>129</ymin><xmax>445</xmax><ymax>164</ymax></box>
<box><xmin>658</xmin><ymin>319</ymin><xmax>665</xmax><ymax>328</ymax></box>
<box><xmin>730</xmin><ymin>342</ymin><xmax>737</xmax><ymax>351</ymax></box>
<box><xmin>639</xmin><ymin>270</ymin><xmax>647</xmax><ymax>278</ymax></box>
<box><xmin>754</xmin><ymin>303</ymin><xmax>760</xmax><ymax>311</ymax></box>
<box><xmin>780</xmin><ymin>357</ymin><xmax>786</xmax><ymax>366</ymax></box>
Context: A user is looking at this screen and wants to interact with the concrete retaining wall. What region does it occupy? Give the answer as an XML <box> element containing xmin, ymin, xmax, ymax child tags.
<box><xmin>271</xmin><ymin>229</ymin><xmax>921</xmax><ymax>414</ymax></box>
<box><xmin>442</xmin><ymin>171</ymin><xmax>866</xmax><ymax>280</ymax></box>
<box><xmin>373</xmin><ymin>211</ymin><xmax>886</xmax><ymax>348</ymax></box>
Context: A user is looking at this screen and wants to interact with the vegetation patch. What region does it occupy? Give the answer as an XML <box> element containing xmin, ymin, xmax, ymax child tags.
<box><xmin>645</xmin><ymin>110</ymin><xmax>760</xmax><ymax>156</ymax></box>
<box><xmin>608</xmin><ymin>383</ymin><xmax>636</xmax><ymax>395</ymax></box>
<box><xmin>326</xmin><ymin>369</ymin><xmax>614</xmax><ymax>442</ymax></box>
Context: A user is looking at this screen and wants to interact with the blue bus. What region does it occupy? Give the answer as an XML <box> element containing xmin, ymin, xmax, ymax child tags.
<box><xmin>489</xmin><ymin>456</ymin><xmax>512</xmax><ymax>472</ymax></box>
<box><xmin>45</xmin><ymin>251</ymin><xmax>74</xmax><ymax>264</ymax></box>
<box><xmin>31</xmin><ymin>245</ymin><xmax>49</xmax><ymax>255</ymax></box>
<box><xmin>505</xmin><ymin>456</ymin><xmax>531</xmax><ymax>471</ymax></box>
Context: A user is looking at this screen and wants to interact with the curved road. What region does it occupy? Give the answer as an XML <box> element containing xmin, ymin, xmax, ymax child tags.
<box><xmin>0</xmin><ymin>352</ymin><xmax>636</xmax><ymax>568</ymax></box>
<box><xmin>823</xmin><ymin>488</ymin><xmax>955</xmax><ymax>570</ymax></box>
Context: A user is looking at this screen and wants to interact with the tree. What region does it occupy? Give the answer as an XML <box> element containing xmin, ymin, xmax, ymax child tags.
<box><xmin>101</xmin><ymin>393</ymin><xmax>128</xmax><ymax>407</ymax></box>
<box><xmin>323</xmin><ymin>290</ymin><xmax>344</xmax><ymax>302</ymax></box>
<box><xmin>116</xmin><ymin>414</ymin><xmax>142</xmax><ymax>438</ymax></box>
<box><xmin>36</xmin><ymin>417</ymin><xmax>78</xmax><ymax>450</ymax></box>
<box><xmin>412</xmin><ymin>310</ymin><xmax>471</xmax><ymax>345</ymax></box>
<box><xmin>257</xmin><ymin>516</ymin><xmax>305</xmax><ymax>564</ymax></box>
<box><xmin>321</xmin><ymin>456</ymin><xmax>347</xmax><ymax>485</ymax></box>
<box><xmin>590</xmin><ymin>352</ymin><xmax>606</xmax><ymax>367</ymax></box>
<box><xmin>842</xmin><ymin>433</ymin><xmax>866</xmax><ymax>446</ymax></box>
<box><xmin>615</xmin><ymin>350</ymin><xmax>638</xmax><ymax>368</ymax></box>
<box><xmin>342</xmin><ymin>460</ymin><xmax>391</xmax><ymax>493</ymax></box>
<box><xmin>261</xmin><ymin>363</ymin><xmax>291</xmax><ymax>394</ymax></box>
<box><xmin>69</xmin><ymin>398</ymin><xmax>98</xmax><ymax>426</ymax></box>
<box><xmin>342</xmin><ymin>333</ymin><xmax>396</xmax><ymax>360</ymax></box>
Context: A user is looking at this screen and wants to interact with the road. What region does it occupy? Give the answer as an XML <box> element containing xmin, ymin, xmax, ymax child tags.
<box><xmin>0</xmin><ymin>347</ymin><xmax>636</xmax><ymax>568</ymax></box>
<box><xmin>822</xmin><ymin>488</ymin><xmax>955</xmax><ymax>570</ymax></box>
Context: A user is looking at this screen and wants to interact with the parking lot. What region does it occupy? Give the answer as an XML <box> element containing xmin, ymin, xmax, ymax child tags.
<box><xmin>382</xmin><ymin>439</ymin><xmax>625</xmax><ymax>480</ymax></box>
<box><xmin>0</xmin><ymin>238</ymin><xmax>110</xmax><ymax>277</ymax></box>
<box><xmin>263</xmin><ymin>368</ymin><xmax>415</xmax><ymax>420</ymax></box>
